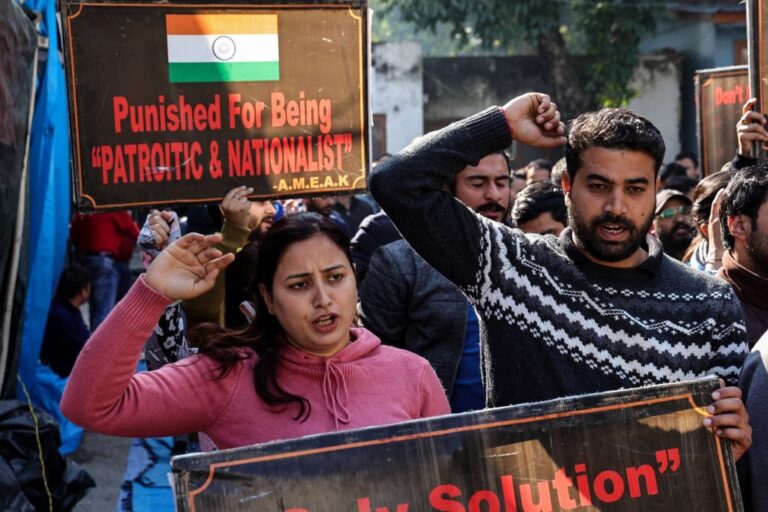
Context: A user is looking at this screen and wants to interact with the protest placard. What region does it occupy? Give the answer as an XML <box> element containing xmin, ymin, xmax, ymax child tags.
<box><xmin>60</xmin><ymin>0</ymin><xmax>369</xmax><ymax>211</ymax></box>
<box><xmin>748</xmin><ymin>0</ymin><xmax>767</xmax><ymax>161</ymax></box>
<box><xmin>171</xmin><ymin>377</ymin><xmax>742</xmax><ymax>512</ymax></box>
<box><xmin>695</xmin><ymin>66</ymin><xmax>749</xmax><ymax>176</ymax></box>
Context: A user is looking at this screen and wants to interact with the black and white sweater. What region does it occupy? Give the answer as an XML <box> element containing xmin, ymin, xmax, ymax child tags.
<box><xmin>369</xmin><ymin>106</ymin><xmax>748</xmax><ymax>407</ymax></box>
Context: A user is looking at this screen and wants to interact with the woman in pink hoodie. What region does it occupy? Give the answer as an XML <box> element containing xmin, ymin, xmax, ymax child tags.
<box><xmin>62</xmin><ymin>212</ymin><xmax>449</xmax><ymax>450</ymax></box>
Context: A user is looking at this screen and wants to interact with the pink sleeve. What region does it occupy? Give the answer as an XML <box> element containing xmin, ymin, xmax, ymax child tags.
<box><xmin>61</xmin><ymin>277</ymin><xmax>240</xmax><ymax>438</ymax></box>
<box><xmin>418</xmin><ymin>362</ymin><xmax>451</xmax><ymax>418</ymax></box>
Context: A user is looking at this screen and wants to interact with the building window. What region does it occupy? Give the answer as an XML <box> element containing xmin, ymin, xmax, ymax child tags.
<box><xmin>734</xmin><ymin>40</ymin><xmax>748</xmax><ymax>66</ymax></box>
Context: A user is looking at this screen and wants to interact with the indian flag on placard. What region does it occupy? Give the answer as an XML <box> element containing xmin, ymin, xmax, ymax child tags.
<box><xmin>166</xmin><ymin>14</ymin><xmax>279</xmax><ymax>83</ymax></box>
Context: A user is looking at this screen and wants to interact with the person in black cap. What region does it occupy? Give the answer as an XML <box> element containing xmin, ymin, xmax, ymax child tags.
<box><xmin>652</xmin><ymin>189</ymin><xmax>695</xmax><ymax>261</ymax></box>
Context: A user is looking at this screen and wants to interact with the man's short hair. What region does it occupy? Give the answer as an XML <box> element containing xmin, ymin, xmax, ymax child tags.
<box><xmin>449</xmin><ymin>150</ymin><xmax>510</xmax><ymax>194</ymax></box>
<box><xmin>511</xmin><ymin>182</ymin><xmax>567</xmax><ymax>227</ymax></box>
<box><xmin>659</xmin><ymin>162</ymin><xmax>688</xmax><ymax>183</ymax></box>
<box><xmin>513</xmin><ymin>169</ymin><xmax>527</xmax><ymax>181</ymax></box>
<box><xmin>56</xmin><ymin>264</ymin><xmax>91</xmax><ymax>300</ymax></box>
<box><xmin>675</xmin><ymin>151</ymin><xmax>699</xmax><ymax>169</ymax></box>
<box><xmin>663</xmin><ymin>175</ymin><xmax>697</xmax><ymax>196</ymax></box>
<box><xmin>497</xmin><ymin>150</ymin><xmax>512</xmax><ymax>171</ymax></box>
<box><xmin>720</xmin><ymin>163</ymin><xmax>768</xmax><ymax>250</ymax></box>
<box><xmin>551</xmin><ymin>157</ymin><xmax>567</xmax><ymax>186</ymax></box>
<box><xmin>565</xmin><ymin>108</ymin><xmax>665</xmax><ymax>179</ymax></box>
<box><xmin>527</xmin><ymin>158</ymin><xmax>553</xmax><ymax>172</ymax></box>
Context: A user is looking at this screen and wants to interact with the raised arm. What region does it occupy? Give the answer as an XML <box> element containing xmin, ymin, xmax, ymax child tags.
<box><xmin>369</xmin><ymin>93</ymin><xmax>564</xmax><ymax>289</ymax></box>
<box><xmin>62</xmin><ymin>234</ymin><xmax>235</xmax><ymax>437</ymax></box>
<box><xmin>183</xmin><ymin>187</ymin><xmax>252</xmax><ymax>326</ymax></box>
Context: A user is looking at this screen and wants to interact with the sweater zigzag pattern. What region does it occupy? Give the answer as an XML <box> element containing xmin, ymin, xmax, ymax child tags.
<box><xmin>465</xmin><ymin>219</ymin><xmax>744</xmax><ymax>407</ymax></box>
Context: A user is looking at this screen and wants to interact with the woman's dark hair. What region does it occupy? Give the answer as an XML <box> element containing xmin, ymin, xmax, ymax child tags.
<box><xmin>191</xmin><ymin>212</ymin><xmax>354</xmax><ymax>421</ymax></box>
<box><xmin>691</xmin><ymin>170</ymin><xmax>733</xmax><ymax>227</ymax></box>
<box><xmin>682</xmin><ymin>170</ymin><xmax>732</xmax><ymax>262</ymax></box>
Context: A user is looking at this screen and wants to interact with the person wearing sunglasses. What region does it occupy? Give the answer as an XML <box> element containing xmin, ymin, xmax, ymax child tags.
<box><xmin>652</xmin><ymin>189</ymin><xmax>695</xmax><ymax>261</ymax></box>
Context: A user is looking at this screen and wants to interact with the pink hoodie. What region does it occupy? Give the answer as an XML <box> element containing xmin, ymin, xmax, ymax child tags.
<box><xmin>61</xmin><ymin>278</ymin><xmax>450</xmax><ymax>449</ymax></box>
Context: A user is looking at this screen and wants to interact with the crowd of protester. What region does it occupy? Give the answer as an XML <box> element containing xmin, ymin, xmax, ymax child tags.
<box><xmin>40</xmin><ymin>93</ymin><xmax>768</xmax><ymax>510</ymax></box>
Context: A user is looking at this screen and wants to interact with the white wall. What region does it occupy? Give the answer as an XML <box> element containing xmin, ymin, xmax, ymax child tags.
<box><xmin>626</xmin><ymin>54</ymin><xmax>682</xmax><ymax>162</ymax></box>
<box><xmin>370</xmin><ymin>44</ymin><xmax>682</xmax><ymax>162</ymax></box>
<box><xmin>372</xmin><ymin>41</ymin><xmax>423</xmax><ymax>153</ymax></box>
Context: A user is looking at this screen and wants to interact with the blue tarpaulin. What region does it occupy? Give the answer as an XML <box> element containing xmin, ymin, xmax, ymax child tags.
<box><xmin>119</xmin><ymin>437</ymin><xmax>175</xmax><ymax>512</ymax></box>
<box><xmin>16</xmin><ymin>0</ymin><xmax>73</xmax><ymax>440</ymax></box>
<box><xmin>31</xmin><ymin>364</ymin><xmax>83</xmax><ymax>455</ymax></box>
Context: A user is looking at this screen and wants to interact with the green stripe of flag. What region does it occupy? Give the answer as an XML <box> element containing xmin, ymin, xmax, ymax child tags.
<box><xmin>168</xmin><ymin>61</ymin><xmax>279</xmax><ymax>83</ymax></box>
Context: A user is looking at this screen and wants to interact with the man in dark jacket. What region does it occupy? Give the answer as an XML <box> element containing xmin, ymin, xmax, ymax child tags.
<box><xmin>740</xmin><ymin>329</ymin><xmax>768</xmax><ymax>512</ymax></box>
<box><xmin>350</xmin><ymin>211</ymin><xmax>401</xmax><ymax>284</ymax></box>
<box><xmin>360</xmin><ymin>151</ymin><xmax>511</xmax><ymax>412</ymax></box>
<box><xmin>40</xmin><ymin>265</ymin><xmax>91</xmax><ymax>377</ymax></box>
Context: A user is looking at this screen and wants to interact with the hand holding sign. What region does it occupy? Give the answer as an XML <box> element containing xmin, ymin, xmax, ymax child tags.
<box><xmin>737</xmin><ymin>98</ymin><xmax>768</xmax><ymax>157</ymax></box>
<box><xmin>703</xmin><ymin>383</ymin><xmax>752</xmax><ymax>462</ymax></box>
<box><xmin>705</xmin><ymin>189</ymin><xmax>726</xmax><ymax>271</ymax></box>
<box><xmin>144</xmin><ymin>233</ymin><xmax>235</xmax><ymax>300</ymax></box>
<box><xmin>220</xmin><ymin>185</ymin><xmax>254</xmax><ymax>229</ymax></box>
<box><xmin>148</xmin><ymin>209</ymin><xmax>174</xmax><ymax>249</ymax></box>
<box><xmin>502</xmin><ymin>93</ymin><xmax>566</xmax><ymax>149</ymax></box>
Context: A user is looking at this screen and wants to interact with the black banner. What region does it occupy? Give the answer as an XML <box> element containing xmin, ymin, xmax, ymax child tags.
<box><xmin>60</xmin><ymin>0</ymin><xmax>369</xmax><ymax>211</ymax></box>
<box><xmin>171</xmin><ymin>377</ymin><xmax>742</xmax><ymax>512</ymax></box>
<box><xmin>695</xmin><ymin>66</ymin><xmax>749</xmax><ymax>176</ymax></box>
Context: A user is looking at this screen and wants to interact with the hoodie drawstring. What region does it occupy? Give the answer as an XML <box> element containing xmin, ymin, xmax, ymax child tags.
<box><xmin>321</xmin><ymin>359</ymin><xmax>350</xmax><ymax>430</ymax></box>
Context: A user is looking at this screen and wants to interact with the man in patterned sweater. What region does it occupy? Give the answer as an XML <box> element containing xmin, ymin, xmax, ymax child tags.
<box><xmin>369</xmin><ymin>93</ymin><xmax>752</xmax><ymax>460</ymax></box>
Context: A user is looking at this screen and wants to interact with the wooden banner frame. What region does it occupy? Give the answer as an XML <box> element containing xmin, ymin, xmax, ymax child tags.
<box><xmin>748</xmin><ymin>0</ymin><xmax>766</xmax><ymax>161</ymax></box>
<box><xmin>695</xmin><ymin>65</ymin><xmax>749</xmax><ymax>176</ymax></box>
<box><xmin>171</xmin><ymin>377</ymin><xmax>743</xmax><ymax>512</ymax></box>
<box><xmin>60</xmin><ymin>0</ymin><xmax>370</xmax><ymax>211</ymax></box>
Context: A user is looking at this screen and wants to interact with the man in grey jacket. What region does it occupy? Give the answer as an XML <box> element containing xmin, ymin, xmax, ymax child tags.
<box><xmin>359</xmin><ymin>151</ymin><xmax>511</xmax><ymax>412</ymax></box>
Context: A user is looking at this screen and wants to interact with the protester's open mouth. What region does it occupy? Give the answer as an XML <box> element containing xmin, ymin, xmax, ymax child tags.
<box><xmin>598</xmin><ymin>223</ymin><xmax>629</xmax><ymax>241</ymax></box>
<box><xmin>312</xmin><ymin>314</ymin><xmax>339</xmax><ymax>333</ymax></box>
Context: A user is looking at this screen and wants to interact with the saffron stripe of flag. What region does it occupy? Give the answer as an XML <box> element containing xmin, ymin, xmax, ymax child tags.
<box><xmin>165</xmin><ymin>14</ymin><xmax>277</xmax><ymax>35</ymax></box>
<box><xmin>167</xmin><ymin>34</ymin><xmax>279</xmax><ymax>63</ymax></box>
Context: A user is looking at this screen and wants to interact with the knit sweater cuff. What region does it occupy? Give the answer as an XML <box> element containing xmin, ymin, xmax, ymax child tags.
<box><xmin>461</xmin><ymin>107</ymin><xmax>513</xmax><ymax>158</ymax></box>
<box><xmin>117</xmin><ymin>276</ymin><xmax>175</xmax><ymax>332</ymax></box>
<box><xmin>732</xmin><ymin>153</ymin><xmax>757</xmax><ymax>170</ymax></box>
<box><xmin>219</xmin><ymin>220</ymin><xmax>251</xmax><ymax>254</ymax></box>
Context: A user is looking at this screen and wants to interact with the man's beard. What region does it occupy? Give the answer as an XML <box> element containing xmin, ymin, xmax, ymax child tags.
<box><xmin>568</xmin><ymin>208</ymin><xmax>653</xmax><ymax>263</ymax></box>
<box><xmin>249</xmin><ymin>215</ymin><xmax>274</xmax><ymax>241</ymax></box>
<box><xmin>748</xmin><ymin>228</ymin><xmax>768</xmax><ymax>277</ymax></box>
<box><xmin>657</xmin><ymin>222</ymin><xmax>694</xmax><ymax>258</ymax></box>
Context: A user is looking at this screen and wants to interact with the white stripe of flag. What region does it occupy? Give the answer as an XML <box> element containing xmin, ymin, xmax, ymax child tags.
<box><xmin>167</xmin><ymin>34</ymin><xmax>279</xmax><ymax>63</ymax></box>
